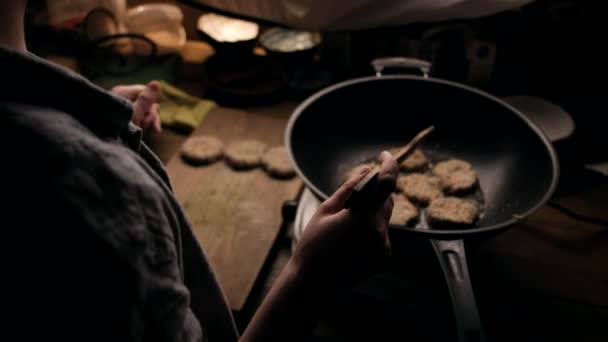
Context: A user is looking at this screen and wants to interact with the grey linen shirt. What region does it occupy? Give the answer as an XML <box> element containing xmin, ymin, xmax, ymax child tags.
<box><xmin>0</xmin><ymin>46</ymin><xmax>238</xmax><ymax>342</ymax></box>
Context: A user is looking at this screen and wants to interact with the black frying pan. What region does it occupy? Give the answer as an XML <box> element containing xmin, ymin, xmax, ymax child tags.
<box><xmin>286</xmin><ymin>58</ymin><xmax>559</xmax><ymax>342</ymax></box>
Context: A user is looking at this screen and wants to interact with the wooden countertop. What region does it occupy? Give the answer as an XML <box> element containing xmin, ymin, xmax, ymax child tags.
<box><xmin>164</xmin><ymin>104</ymin><xmax>302</xmax><ymax>312</ymax></box>
<box><xmin>150</xmin><ymin>100</ymin><xmax>607</xmax><ymax>340</ymax></box>
<box><xmin>42</xmin><ymin>44</ymin><xmax>607</xmax><ymax>341</ymax></box>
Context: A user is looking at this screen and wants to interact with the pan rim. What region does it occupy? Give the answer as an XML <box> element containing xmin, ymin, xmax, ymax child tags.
<box><xmin>285</xmin><ymin>74</ymin><xmax>560</xmax><ymax>237</ymax></box>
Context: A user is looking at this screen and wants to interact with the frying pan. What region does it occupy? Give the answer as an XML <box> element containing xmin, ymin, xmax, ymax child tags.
<box><xmin>286</xmin><ymin>58</ymin><xmax>559</xmax><ymax>342</ymax></box>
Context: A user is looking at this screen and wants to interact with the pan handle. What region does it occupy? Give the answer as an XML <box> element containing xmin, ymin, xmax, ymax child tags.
<box><xmin>371</xmin><ymin>57</ymin><xmax>431</xmax><ymax>78</ymax></box>
<box><xmin>431</xmin><ymin>239</ymin><xmax>485</xmax><ymax>342</ymax></box>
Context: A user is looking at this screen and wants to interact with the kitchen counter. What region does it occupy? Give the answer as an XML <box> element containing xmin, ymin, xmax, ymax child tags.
<box><xmin>150</xmin><ymin>88</ymin><xmax>607</xmax><ymax>340</ymax></box>
<box><xmin>41</xmin><ymin>52</ymin><xmax>606</xmax><ymax>341</ymax></box>
<box><xmin>30</xmin><ymin>2</ymin><xmax>607</xmax><ymax>337</ymax></box>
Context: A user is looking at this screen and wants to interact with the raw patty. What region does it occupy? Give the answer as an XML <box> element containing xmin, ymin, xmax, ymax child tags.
<box><xmin>400</xmin><ymin>148</ymin><xmax>429</xmax><ymax>171</ymax></box>
<box><xmin>433</xmin><ymin>159</ymin><xmax>478</xmax><ymax>193</ymax></box>
<box><xmin>397</xmin><ymin>173</ymin><xmax>443</xmax><ymax>205</ymax></box>
<box><xmin>224</xmin><ymin>140</ymin><xmax>267</xmax><ymax>169</ymax></box>
<box><xmin>262</xmin><ymin>146</ymin><xmax>295</xmax><ymax>178</ymax></box>
<box><xmin>180</xmin><ymin>135</ymin><xmax>224</xmax><ymax>165</ymax></box>
<box><xmin>427</xmin><ymin>197</ymin><xmax>479</xmax><ymax>226</ymax></box>
<box><xmin>389</xmin><ymin>194</ymin><xmax>419</xmax><ymax>226</ymax></box>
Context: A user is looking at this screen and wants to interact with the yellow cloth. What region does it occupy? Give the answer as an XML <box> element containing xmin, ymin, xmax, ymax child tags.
<box><xmin>158</xmin><ymin>81</ymin><xmax>215</xmax><ymax>132</ymax></box>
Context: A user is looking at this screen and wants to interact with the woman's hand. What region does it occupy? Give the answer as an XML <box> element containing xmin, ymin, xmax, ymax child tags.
<box><xmin>240</xmin><ymin>151</ymin><xmax>398</xmax><ymax>342</ymax></box>
<box><xmin>111</xmin><ymin>80</ymin><xmax>162</xmax><ymax>135</ymax></box>
<box><xmin>292</xmin><ymin>150</ymin><xmax>398</xmax><ymax>288</ymax></box>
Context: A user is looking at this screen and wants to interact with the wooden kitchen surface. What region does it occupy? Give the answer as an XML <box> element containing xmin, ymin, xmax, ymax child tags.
<box><xmin>476</xmin><ymin>198</ymin><xmax>608</xmax><ymax>307</ymax></box>
<box><xmin>150</xmin><ymin>89</ymin><xmax>608</xmax><ymax>339</ymax></box>
<box><xmin>155</xmin><ymin>105</ymin><xmax>607</xmax><ymax>339</ymax></box>
<box><xmin>166</xmin><ymin>103</ymin><xmax>302</xmax><ymax>311</ymax></box>
<box><xmin>309</xmin><ymin>180</ymin><xmax>608</xmax><ymax>341</ymax></box>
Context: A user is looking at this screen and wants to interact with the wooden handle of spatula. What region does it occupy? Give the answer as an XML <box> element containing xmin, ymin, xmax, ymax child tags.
<box><xmin>345</xmin><ymin>126</ymin><xmax>434</xmax><ymax>208</ymax></box>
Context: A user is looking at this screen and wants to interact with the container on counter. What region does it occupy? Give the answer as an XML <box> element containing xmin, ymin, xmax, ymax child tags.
<box><xmin>125</xmin><ymin>3</ymin><xmax>186</xmax><ymax>56</ymax></box>
<box><xmin>47</xmin><ymin>0</ymin><xmax>126</xmax><ymax>29</ymax></box>
<box><xmin>196</xmin><ymin>13</ymin><xmax>259</xmax><ymax>56</ymax></box>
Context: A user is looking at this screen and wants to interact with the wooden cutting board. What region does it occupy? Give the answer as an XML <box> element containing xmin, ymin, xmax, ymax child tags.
<box><xmin>166</xmin><ymin>105</ymin><xmax>302</xmax><ymax>311</ymax></box>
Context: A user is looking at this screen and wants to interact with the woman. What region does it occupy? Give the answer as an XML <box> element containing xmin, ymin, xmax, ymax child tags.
<box><xmin>0</xmin><ymin>1</ymin><xmax>397</xmax><ymax>341</ymax></box>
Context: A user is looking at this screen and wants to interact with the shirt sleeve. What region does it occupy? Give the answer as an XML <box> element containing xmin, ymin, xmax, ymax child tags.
<box><xmin>0</xmin><ymin>105</ymin><xmax>203</xmax><ymax>342</ymax></box>
<box><xmin>55</xmin><ymin>149</ymin><xmax>204</xmax><ymax>342</ymax></box>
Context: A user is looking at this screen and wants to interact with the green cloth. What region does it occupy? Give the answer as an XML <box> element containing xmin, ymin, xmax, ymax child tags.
<box><xmin>86</xmin><ymin>55</ymin><xmax>214</xmax><ymax>131</ymax></box>
<box><xmin>157</xmin><ymin>81</ymin><xmax>216</xmax><ymax>132</ymax></box>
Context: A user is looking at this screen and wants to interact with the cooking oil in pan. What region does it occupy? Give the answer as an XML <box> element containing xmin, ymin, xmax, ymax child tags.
<box><xmin>395</xmin><ymin>154</ymin><xmax>486</xmax><ymax>231</ymax></box>
<box><xmin>339</xmin><ymin>151</ymin><xmax>486</xmax><ymax>231</ymax></box>
<box><xmin>412</xmin><ymin>177</ymin><xmax>486</xmax><ymax>231</ymax></box>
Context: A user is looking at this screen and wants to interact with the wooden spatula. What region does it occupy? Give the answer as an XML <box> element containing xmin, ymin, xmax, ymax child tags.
<box><xmin>344</xmin><ymin>126</ymin><xmax>435</xmax><ymax>208</ymax></box>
